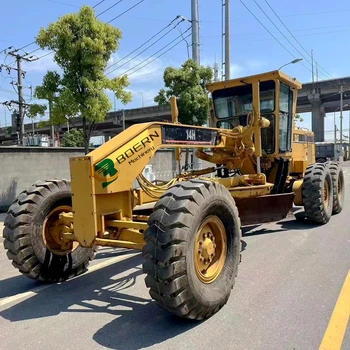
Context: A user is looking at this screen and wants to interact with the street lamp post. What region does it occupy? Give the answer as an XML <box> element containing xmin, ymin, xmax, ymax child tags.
<box><xmin>139</xmin><ymin>92</ymin><xmax>144</xmax><ymax>107</ymax></box>
<box><xmin>334</xmin><ymin>104</ymin><xmax>348</xmax><ymax>160</ymax></box>
<box><xmin>278</xmin><ymin>58</ymin><xmax>303</xmax><ymax>70</ymax></box>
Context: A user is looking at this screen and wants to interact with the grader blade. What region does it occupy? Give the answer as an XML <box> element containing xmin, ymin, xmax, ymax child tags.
<box><xmin>234</xmin><ymin>193</ymin><xmax>295</xmax><ymax>226</ymax></box>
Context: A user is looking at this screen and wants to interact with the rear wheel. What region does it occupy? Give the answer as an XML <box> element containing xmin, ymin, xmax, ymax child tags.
<box><xmin>328</xmin><ymin>162</ymin><xmax>345</xmax><ymax>214</ymax></box>
<box><xmin>302</xmin><ymin>163</ymin><xmax>333</xmax><ymax>224</ymax></box>
<box><xmin>2</xmin><ymin>179</ymin><xmax>95</xmax><ymax>282</ymax></box>
<box><xmin>142</xmin><ymin>179</ymin><xmax>241</xmax><ymax>320</ymax></box>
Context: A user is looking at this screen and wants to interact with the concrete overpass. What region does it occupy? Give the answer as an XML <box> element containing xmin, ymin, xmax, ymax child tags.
<box><xmin>297</xmin><ymin>76</ymin><xmax>350</xmax><ymax>142</ymax></box>
<box><xmin>0</xmin><ymin>105</ymin><xmax>173</xmax><ymax>144</ymax></box>
<box><xmin>1</xmin><ymin>76</ymin><xmax>349</xmax><ymax>144</ymax></box>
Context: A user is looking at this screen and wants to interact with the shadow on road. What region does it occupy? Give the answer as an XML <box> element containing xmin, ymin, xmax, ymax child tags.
<box><xmin>242</xmin><ymin>210</ymin><xmax>320</xmax><ymax>237</ymax></box>
<box><xmin>0</xmin><ymin>248</ymin><xmax>132</xmax><ymax>299</ymax></box>
<box><xmin>0</xmin><ymin>275</ymin><xmax>42</xmax><ymax>299</ymax></box>
<box><xmin>241</xmin><ymin>240</ymin><xmax>247</xmax><ymax>252</ymax></box>
<box><xmin>0</xmin><ymin>252</ymin><xmax>200</xmax><ymax>350</ymax></box>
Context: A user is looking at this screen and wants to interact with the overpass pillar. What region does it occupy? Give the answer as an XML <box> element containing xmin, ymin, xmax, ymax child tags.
<box><xmin>308</xmin><ymin>92</ymin><xmax>325</xmax><ymax>142</ymax></box>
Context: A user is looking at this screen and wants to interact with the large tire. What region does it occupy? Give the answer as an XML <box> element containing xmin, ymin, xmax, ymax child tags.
<box><xmin>142</xmin><ymin>179</ymin><xmax>241</xmax><ymax>320</ymax></box>
<box><xmin>2</xmin><ymin>179</ymin><xmax>95</xmax><ymax>282</ymax></box>
<box><xmin>302</xmin><ymin>163</ymin><xmax>333</xmax><ymax>224</ymax></box>
<box><xmin>328</xmin><ymin>162</ymin><xmax>345</xmax><ymax>214</ymax></box>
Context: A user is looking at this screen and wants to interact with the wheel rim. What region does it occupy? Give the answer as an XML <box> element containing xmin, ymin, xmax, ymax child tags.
<box><xmin>194</xmin><ymin>215</ymin><xmax>227</xmax><ymax>284</ymax></box>
<box><xmin>42</xmin><ymin>205</ymin><xmax>78</xmax><ymax>255</ymax></box>
<box><xmin>324</xmin><ymin>179</ymin><xmax>330</xmax><ymax>209</ymax></box>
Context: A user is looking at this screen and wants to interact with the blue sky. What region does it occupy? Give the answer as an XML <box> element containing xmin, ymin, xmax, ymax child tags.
<box><xmin>1</xmin><ymin>0</ymin><xmax>350</xmax><ymax>142</ymax></box>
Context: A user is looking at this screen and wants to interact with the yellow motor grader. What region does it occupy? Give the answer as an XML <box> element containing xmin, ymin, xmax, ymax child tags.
<box><xmin>2</xmin><ymin>70</ymin><xmax>345</xmax><ymax>320</ymax></box>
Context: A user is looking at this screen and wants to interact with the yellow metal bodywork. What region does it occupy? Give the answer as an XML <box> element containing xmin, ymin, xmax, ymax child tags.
<box><xmin>69</xmin><ymin>122</ymin><xmax>274</xmax><ymax>247</ymax></box>
<box><xmin>291</xmin><ymin>128</ymin><xmax>315</xmax><ymax>173</ymax></box>
<box><xmin>60</xmin><ymin>69</ymin><xmax>315</xmax><ymax>250</ymax></box>
<box><xmin>292</xmin><ymin>179</ymin><xmax>303</xmax><ymax>206</ymax></box>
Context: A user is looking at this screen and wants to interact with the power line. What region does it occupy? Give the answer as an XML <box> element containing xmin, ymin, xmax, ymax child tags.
<box><xmin>114</xmin><ymin>8</ymin><xmax>350</xmax><ymax>24</ymax></box>
<box><xmin>97</xmin><ymin>0</ymin><xmax>124</xmax><ymax>17</ymax></box>
<box><xmin>3</xmin><ymin>0</ymin><xmax>124</xmax><ymax>62</ymax></box>
<box><xmin>251</xmin><ymin>0</ymin><xmax>330</xmax><ymax>81</ymax></box>
<box><xmin>238</xmin><ymin>0</ymin><xmax>313</xmax><ymax>75</ymax></box>
<box><xmin>262</xmin><ymin>0</ymin><xmax>335</xmax><ymax>81</ymax></box>
<box><xmin>47</xmin><ymin>0</ymin><xmax>80</xmax><ymax>8</ymax></box>
<box><xmin>201</xmin><ymin>25</ymin><xmax>350</xmax><ymax>38</ymax></box>
<box><xmin>1</xmin><ymin>50</ymin><xmax>38</xmax><ymax>145</ymax></box>
<box><xmin>201</xmin><ymin>8</ymin><xmax>350</xmax><ymax>23</ymax></box>
<box><xmin>10</xmin><ymin>0</ymin><xmax>146</xmax><ymax>63</ymax></box>
<box><xmin>126</xmin><ymin>33</ymin><xmax>192</xmax><ymax>78</ymax></box>
<box><xmin>239</xmin><ymin>2</ymin><xmax>343</xmax><ymax>90</ymax></box>
<box><xmin>0</xmin><ymin>87</ymin><xmax>32</xmax><ymax>97</ymax></box>
<box><xmin>37</xmin><ymin>51</ymin><xmax>54</xmax><ymax>60</ymax></box>
<box><xmin>93</xmin><ymin>0</ymin><xmax>106</xmax><ymax>8</ymax></box>
<box><xmin>106</xmin><ymin>17</ymin><xmax>184</xmax><ymax>73</ymax></box>
<box><xmin>26</xmin><ymin>47</ymin><xmax>42</xmax><ymax>55</ymax></box>
<box><xmin>107</xmin><ymin>0</ymin><xmax>145</xmax><ymax>23</ymax></box>
<box><xmin>15</xmin><ymin>42</ymin><xmax>36</xmax><ymax>52</ymax></box>
<box><xmin>107</xmin><ymin>15</ymin><xmax>182</xmax><ymax>70</ymax></box>
<box><xmin>116</xmin><ymin>28</ymin><xmax>191</xmax><ymax>78</ymax></box>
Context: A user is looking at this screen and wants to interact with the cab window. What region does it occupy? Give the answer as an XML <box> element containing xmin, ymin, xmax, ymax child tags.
<box><xmin>279</xmin><ymin>83</ymin><xmax>293</xmax><ymax>152</ymax></box>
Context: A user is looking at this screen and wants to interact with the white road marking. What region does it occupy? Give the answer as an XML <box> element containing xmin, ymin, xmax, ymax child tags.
<box><xmin>0</xmin><ymin>252</ymin><xmax>139</xmax><ymax>309</ymax></box>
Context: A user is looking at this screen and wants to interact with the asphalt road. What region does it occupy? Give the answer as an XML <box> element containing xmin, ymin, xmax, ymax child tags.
<box><xmin>0</xmin><ymin>165</ymin><xmax>349</xmax><ymax>350</ymax></box>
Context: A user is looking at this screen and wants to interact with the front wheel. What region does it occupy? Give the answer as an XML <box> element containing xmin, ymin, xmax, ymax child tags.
<box><xmin>302</xmin><ymin>163</ymin><xmax>333</xmax><ymax>224</ymax></box>
<box><xmin>2</xmin><ymin>179</ymin><xmax>95</xmax><ymax>282</ymax></box>
<box><xmin>328</xmin><ymin>162</ymin><xmax>345</xmax><ymax>214</ymax></box>
<box><xmin>142</xmin><ymin>179</ymin><xmax>242</xmax><ymax>320</ymax></box>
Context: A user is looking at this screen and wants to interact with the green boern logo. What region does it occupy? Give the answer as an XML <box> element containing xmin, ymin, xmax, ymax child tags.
<box><xmin>94</xmin><ymin>159</ymin><xmax>119</xmax><ymax>188</ymax></box>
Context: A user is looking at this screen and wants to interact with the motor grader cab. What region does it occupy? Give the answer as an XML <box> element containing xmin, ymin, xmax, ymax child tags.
<box><xmin>2</xmin><ymin>70</ymin><xmax>345</xmax><ymax>321</ymax></box>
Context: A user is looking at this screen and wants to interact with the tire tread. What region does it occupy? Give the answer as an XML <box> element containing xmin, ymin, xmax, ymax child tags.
<box><xmin>2</xmin><ymin>179</ymin><xmax>95</xmax><ymax>282</ymax></box>
<box><xmin>142</xmin><ymin>180</ymin><xmax>241</xmax><ymax>320</ymax></box>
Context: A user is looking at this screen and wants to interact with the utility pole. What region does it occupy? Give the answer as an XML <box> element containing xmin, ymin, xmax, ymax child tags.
<box><xmin>340</xmin><ymin>85</ymin><xmax>344</xmax><ymax>161</ymax></box>
<box><xmin>311</xmin><ymin>49</ymin><xmax>314</xmax><ymax>90</ymax></box>
<box><xmin>16</xmin><ymin>56</ymin><xmax>24</xmax><ymax>144</ymax></box>
<box><xmin>191</xmin><ymin>0</ymin><xmax>201</xmax><ymax>170</ymax></box>
<box><xmin>191</xmin><ymin>0</ymin><xmax>200</xmax><ymax>64</ymax></box>
<box><xmin>221</xmin><ymin>0</ymin><xmax>225</xmax><ymax>80</ymax></box>
<box><xmin>225</xmin><ymin>0</ymin><xmax>231</xmax><ymax>80</ymax></box>
<box><xmin>2</xmin><ymin>49</ymin><xmax>37</xmax><ymax>145</ymax></box>
<box><xmin>334</xmin><ymin>111</ymin><xmax>337</xmax><ymax>161</ymax></box>
<box><xmin>122</xmin><ymin>109</ymin><xmax>125</xmax><ymax>130</ymax></box>
<box><xmin>348</xmin><ymin>110</ymin><xmax>350</xmax><ymax>155</ymax></box>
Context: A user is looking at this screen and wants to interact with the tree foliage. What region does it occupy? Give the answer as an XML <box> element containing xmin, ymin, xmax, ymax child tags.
<box><xmin>294</xmin><ymin>113</ymin><xmax>304</xmax><ymax>123</ymax></box>
<box><xmin>61</xmin><ymin>128</ymin><xmax>87</xmax><ymax>147</ymax></box>
<box><xmin>35</xmin><ymin>5</ymin><xmax>132</xmax><ymax>153</ymax></box>
<box><xmin>155</xmin><ymin>59</ymin><xmax>213</xmax><ymax>126</ymax></box>
<box><xmin>27</xmin><ymin>71</ymin><xmax>61</xmax><ymax>125</ymax></box>
<box><xmin>27</xmin><ymin>103</ymin><xmax>47</xmax><ymax>120</ymax></box>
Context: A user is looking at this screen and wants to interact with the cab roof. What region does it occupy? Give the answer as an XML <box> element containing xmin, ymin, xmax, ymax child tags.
<box><xmin>206</xmin><ymin>70</ymin><xmax>302</xmax><ymax>93</ymax></box>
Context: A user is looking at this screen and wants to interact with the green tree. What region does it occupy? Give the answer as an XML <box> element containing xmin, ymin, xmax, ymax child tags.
<box><xmin>155</xmin><ymin>59</ymin><xmax>213</xmax><ymax>126</ymax></box>
<box><xmin>61</xmin><ymin>128</ymin><xmax>89</xmax><ymax>147</ymax></box>
<box><xmin>294</xmin><ymin>113</ymin><xmax>304</xmax><ymax>124</ymax></box>
<box><xmin>35</xmin><ymin>5</ymin><xmax>132</xmax><ymax>153</ymax></box>
<box><xmin>27</xmin><ymin>103</ymin><xmax>47</xmax><ymax>120</ymax></box>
